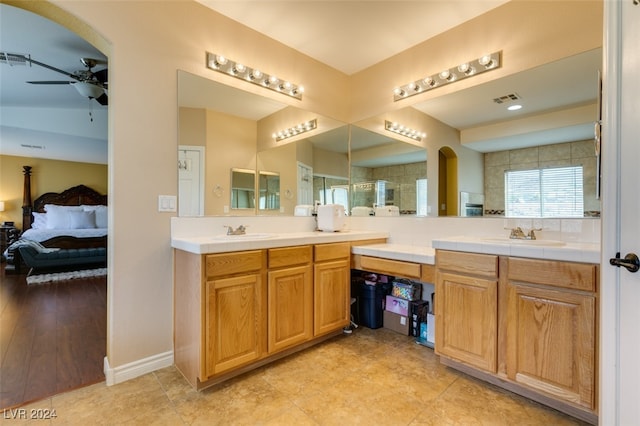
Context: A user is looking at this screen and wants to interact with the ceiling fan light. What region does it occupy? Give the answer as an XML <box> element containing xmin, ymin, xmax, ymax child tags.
<box><xmin>74</xmin><ymin>81</ymin><xmax>104</xmax><ymax>99</ymax></box>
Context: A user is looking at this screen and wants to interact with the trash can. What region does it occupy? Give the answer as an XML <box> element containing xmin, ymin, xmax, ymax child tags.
<box><xmin>358</xmin><ymin>281</ymin><xmax>392</xmax><ymax>329</ymax></box>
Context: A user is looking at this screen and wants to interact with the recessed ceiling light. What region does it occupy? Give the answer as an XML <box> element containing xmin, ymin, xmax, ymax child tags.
<box><xmin>507</xmin><ymin>104</ymin><xmax>522</xmax><ymax>111</ymax></box>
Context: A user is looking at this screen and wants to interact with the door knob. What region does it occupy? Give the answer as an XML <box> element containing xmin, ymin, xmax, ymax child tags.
<box><xmin>609</xmin><ymin>252</ymin><xmax>640</xmax><ymax>273</ymax></box>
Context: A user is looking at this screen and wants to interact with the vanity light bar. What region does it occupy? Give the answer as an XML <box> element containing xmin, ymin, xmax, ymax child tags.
<box><xmin>393</xmin><ymin>51</ymin><xmax>502</xmax><ymax>102</ymax></box>
<box><xmin>206</xmin><ymin>52</ymin><xmax>304</xmax><ymax>100</ymax></box>
<box><xmin>385</xmin><ymin>120</ymin><xmax>426</xmax><ymax>142</ymax></box>
<box><xmin>272</xmin><ymin>119</ymin><xmax>317</xmax><ymax>142</ymax></box>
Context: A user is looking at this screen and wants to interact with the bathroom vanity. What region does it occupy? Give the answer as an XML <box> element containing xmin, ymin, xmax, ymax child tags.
<box><xmin>432</xmin><ymin>236</ymin><xmax>599</xmax><ymax>424</ymax></box>
<box><xmin>172</xmin><ymin>230</ymin><xmax>387</xmax><ymax>390</ymax></box>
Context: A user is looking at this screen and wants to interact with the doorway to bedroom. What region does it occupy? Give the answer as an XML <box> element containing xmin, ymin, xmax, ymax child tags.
<box><xmin>0</xmin><ymin>4</ymin><xmax>109</xmax><ymax>410</ymax></box>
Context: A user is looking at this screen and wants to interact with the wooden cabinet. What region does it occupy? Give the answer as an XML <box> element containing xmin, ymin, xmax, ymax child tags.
<box><xmin>435</xmin><ymin>250</ymin><xmax>599</xmax><ymax>423</ymax></box>
<box><xmin>204</xmin><ymin>250</ymin><xmax>266</xmax><ymax>377</ymax></box>
<box><xmin>267</xmin><ymin>246</ymin><xmax>313</xmax><ymax>353</ymax></box>
<box><xmin>314</xmin><ymin>242</ymin><xmax>351</xmax><ymax>336</ymax></box>
<box><xmin>435</xmin><ymin>250</ymin><xmax>498</xmax><ymax>372</ymax></box>
<box><xmin>504</xmin><ymin>257</ymin><xmax>597</xmax><ymax>411</ymax></box>
<box><xmin>174</xmin><ymin>240</ymin><xmax>366</xmax><ymax>390</ymax></box>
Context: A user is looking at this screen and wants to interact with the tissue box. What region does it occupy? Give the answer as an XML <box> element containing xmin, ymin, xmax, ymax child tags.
<box><xmin>391</xmin><ymin>280</ymin><xmax>421</xmax><ymax>301</ymax></box>
<box><xmin>383</xmin><ymin>310</ymin><xmax>409</xmax><ymax>335</ymax></box>
<box><xmin>426</xmin><ymin>313</ymin><xmax>435</xmax><ymax>344</ymax></box>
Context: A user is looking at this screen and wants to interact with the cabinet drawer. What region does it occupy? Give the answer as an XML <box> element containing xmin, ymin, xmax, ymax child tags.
<box><xmin>315</xmin><ymin>242</ymin><xmax>350</xmax><ymax>262</ymax></box>
<box><xmin>436</xmin><ymin>250</ymin><xmax>498</xmax><ymax>278</ymax></box>
<box><xmin>358</xmin><ymin>256</ymin><xmax>421</xmax><ymax>279</ymax></box>
<box><xmin>268</xmin><ymin>245</ymin><xmax>312</xmax><ymax>268</ymax></box>
<box><xmin>507</xmin><ymin>257</ymin><xmax>597</xmax><ymax>292</ymax></box>
<box><xmin>206</xmin><ymin>250</ymin><xmax>264</xmax><ymax>278</ymax></box>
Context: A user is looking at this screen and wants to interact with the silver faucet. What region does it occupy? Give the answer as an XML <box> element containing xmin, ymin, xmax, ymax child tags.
<box><xmin>509</xmin><ymin>227</ymin><xmax>542</xmax><ymax>240</ymax></box>
<box><xmin>224</xmin><ymin>225</ymin><xmax>247</xmax><ymax>235</ymax></box>
<box><xmin>509</xmin><ymin>227</ymin><xmax>527</xmax><ymax>239</ymax></box>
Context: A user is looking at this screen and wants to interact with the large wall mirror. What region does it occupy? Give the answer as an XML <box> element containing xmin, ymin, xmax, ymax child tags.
<box><xmin>411</xmin><ymin>47</ymin><xmax>602</xmax><ymax>218</ymax></box>
<box><xmin>178</xmin><ymin>70</ymin><xmax>348</xmax><ymax>217</ymax></box>
<box><xmin>177</xmin><ymin>45</ymin><xmax>601</xmax><ymax>218</ymax></box>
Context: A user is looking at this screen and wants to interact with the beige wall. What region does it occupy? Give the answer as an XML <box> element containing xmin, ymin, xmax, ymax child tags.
<box><xmin>0</xmin><ymin>155</ymin><xmax>108</xmax><ymax>228</ymax></box>
<box><xmin>205</xmin><ymin>110</ymin><xmax>256</xmax><ymax>216</ymax></box>
<box><xmin>4</xmin><ymin>0</ymin><xmax>603</xmax><ymax>378</ymax></box>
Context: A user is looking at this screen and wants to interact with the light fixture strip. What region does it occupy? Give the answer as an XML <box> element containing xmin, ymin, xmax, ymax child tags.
<box><xmin>393</xmin><ymin>51</ymin><xmax>502</xmax><ymax>102</ymax></box>
<box><xmin>273</xmin><ymin>119</ymin><xmax>318</xmax><ymax>142</ymax></box>
<box><xmin>384</xmin><ymin>120</ymin><xmax>426</xmax><ymax>142</ymax></box>
<box><xmin>206</xmin><ymin>52</ymin><xmax>304</xmax><ymax>100</ymax></box>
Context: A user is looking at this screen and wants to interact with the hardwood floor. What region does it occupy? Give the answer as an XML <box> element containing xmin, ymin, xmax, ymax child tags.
<box><xmin>0</xmin><ymin>264</ymin><xmax>106</xmax><ymax>409</ymax></box>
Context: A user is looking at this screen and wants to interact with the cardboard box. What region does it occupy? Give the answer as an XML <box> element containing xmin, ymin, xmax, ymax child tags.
<box><xmin>383</xmin><ymin>310</ymin><xmax>409</xmax><ymax>335</ymax></box>
<box><xmin>385</xmin><ymin>295</ymin><xmax>409</xmax><ymax>316</ymax></box>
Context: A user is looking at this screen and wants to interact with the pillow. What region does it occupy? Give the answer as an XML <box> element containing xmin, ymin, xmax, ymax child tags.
<box><xmin>46</xmin><ymin>208</ymin><xmax>71</xmax><ymax>229</ymax></box>
<box><xmin>68</xmin><ymin>210</ymin><xmax>96</xmax><ymax>229</ymax></box>
<box><xmin>31</xmin><ymin>212</ymin><xmax>48</xmax><ymax>229</ymax></box>
<box><xmin>82</xmin><ymin>205</ymin><xmax>108</xmax><ymax>228</ymax></box>
<box><xmin>44</xmin><ymin>204</ymin><xmax>82</xmax><ymax>212</ymax></box>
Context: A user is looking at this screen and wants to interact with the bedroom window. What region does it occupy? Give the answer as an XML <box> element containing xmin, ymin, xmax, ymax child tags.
<box><xmin>505</xmin><ymin>166</ymin><xmax>584</xmax><ymax>217</ymax></box>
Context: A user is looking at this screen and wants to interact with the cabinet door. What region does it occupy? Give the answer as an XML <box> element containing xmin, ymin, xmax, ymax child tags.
<box><xmin>506</xmin><ymin>282</ymin><xmax>596</xmax><ymax>409</ymax></box>
<box><xmin>436</xmin><ymin>272</ymin><xmax>498</xmax><ymax>372</ymax></box>
<box><xmin>314</xmin><ymin>259</ymin><xmax>350</xmax><ymax>336</ymax></box>
<box><xmin>205</xmin><ymin>273</ymin><xmax>263</xmax><ymax>377</ymax></box>
<box><xmin>268</xmin><ymin>265</ymin><xmax>313</xmax><ymax>353</ymax></box>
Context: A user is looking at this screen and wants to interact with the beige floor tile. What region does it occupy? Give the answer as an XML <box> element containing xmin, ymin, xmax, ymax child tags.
<box><xmin>50</xmin><ymin>374</ymin><xmax>169</xmax><ymax>425</ymax></box>
<box><xmin>4</xmin><ymin>327</ymin><xmax>594</xmax><ymax>425</ymax></box>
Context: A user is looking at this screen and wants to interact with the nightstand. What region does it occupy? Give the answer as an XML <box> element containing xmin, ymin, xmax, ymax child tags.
<box><xmin>0</xmin><ymin>224</ymin><xmax>20</xmax><ymax>261</ymax></box>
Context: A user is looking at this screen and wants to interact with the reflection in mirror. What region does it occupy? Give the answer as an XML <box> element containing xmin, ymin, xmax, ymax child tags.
<box><xmin>411</xmin><ymin>48</ymin><xmax>602</xmax><ymax>218</ymax></box>
<box><xmin>257</xmin><ymin>124</ymin><xmax>349</xmax><ymax>215</ymax></box>
<box><xmin>179</xmin><ymin>46</ymin><xmax>602</xmax><ymax>218</ymax></box>
<box><xmin>313</xmin><ymin>176</ymin><xmax>349</xmax><ymax>213</ymax></box>
<box><xmin>258</xmin><ymin>171</ymin><xmax>280</xmax><ymax>211</ymax></box>
<box><xmin>231</xmin><ymin>168</ymin><xmax>256</xmax><ymax>210</ymax></box>
<box><xmin>349</xmin><ymin>126</ymin><xmax>427</xmax><ymax>216</ymax></box>
<box><xmin>178</xmin><ymin>70</ymin><xmax>287</xmax><ymax>216</ymax></box>
<box><xmin>178</xmin><ymin>69</ymin><xmax>349</xmax><ymax>216</ymax></box>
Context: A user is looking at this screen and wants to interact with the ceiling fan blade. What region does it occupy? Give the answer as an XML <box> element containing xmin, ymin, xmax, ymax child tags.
<box><xmin>95</xmin><ymin>92</ymin><xmax>108</xmax><ymax>106</ymax></box>
<box><xmin>93</xmin><ymin>68</ymin><xmax>108</xmax><ymax>84</ymax></box>
<box><xmin>26</xmin><ymin>80</ymin><xmax>74</xmax><ymax>85</ymax></box>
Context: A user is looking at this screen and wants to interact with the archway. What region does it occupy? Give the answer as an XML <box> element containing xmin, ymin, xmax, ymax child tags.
<box><xmin>0</xmin><ymin>0</ymin><xmax>111</xmax><ymax>408</ymax></box>
<box><xmin>438</xmin><ymin>146</ymin><xmax>458</xmax><ymax>216</ymax></box>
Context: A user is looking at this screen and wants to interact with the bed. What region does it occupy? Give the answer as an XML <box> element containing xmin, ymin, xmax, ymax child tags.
<box><xmin>4</xmin><ymin>166</ymin><xmax>108</xmax><ymax>274</ymax></box>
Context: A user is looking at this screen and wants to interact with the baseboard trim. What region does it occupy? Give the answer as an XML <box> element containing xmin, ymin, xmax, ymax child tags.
<box><xmin>103</xmin><ymin>351</ymin><xmax>174</xmax><ymax>386</ymax></box>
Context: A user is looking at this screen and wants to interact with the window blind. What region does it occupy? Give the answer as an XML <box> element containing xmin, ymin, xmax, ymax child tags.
<box><xmin>505</xmin><ymin>166</ymin><xmax>583</xmax><ymax>217</ymax></box>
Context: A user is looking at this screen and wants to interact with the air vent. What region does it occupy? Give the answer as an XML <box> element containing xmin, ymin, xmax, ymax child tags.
<box><xmin>0</xmin><ymin>52</ymin><xmax>29</xmax><ymax>66</ymax></box>
<box><xmin>493</xmin><ymin>93</ymin><xmax>521</xmax><ymax>104</ymax></box>
<box><xmin>20</xmin><ymin>144</ymin><xmax>45</xmax><ymax>150</ymax></box>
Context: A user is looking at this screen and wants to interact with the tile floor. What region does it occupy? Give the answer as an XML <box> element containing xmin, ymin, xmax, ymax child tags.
<box><xmin>1</xmin><ymin>328</ymin><xmax>588</xmax><ymax>425</ymax></box>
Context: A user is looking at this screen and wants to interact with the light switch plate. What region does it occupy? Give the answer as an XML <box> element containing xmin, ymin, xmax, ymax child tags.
<box><xmin>158</xmin><ymin>195</ymin><xmax>177</xmax><ymax>212</ymax></box>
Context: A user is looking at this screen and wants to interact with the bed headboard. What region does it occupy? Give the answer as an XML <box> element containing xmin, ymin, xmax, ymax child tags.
<box><xmin>33</xmin><ymin>185</ymin><xmax>108</xmax><ymax>213</ymax></box>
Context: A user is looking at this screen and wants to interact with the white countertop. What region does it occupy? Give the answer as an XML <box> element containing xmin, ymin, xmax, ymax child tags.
<box><xmin>432</xmin><ymin>235</ymin><xmax>600</xmax><ymax>264</ymax></box>
<box><xmin>351</xmin><ymin>243</ymin><xmax>436</xmax><ymax>265</ymax></box>
<box><xmin>171</xmin><ymin>230</ymin><xmax>389</xmax><ymax>254</ymax></box>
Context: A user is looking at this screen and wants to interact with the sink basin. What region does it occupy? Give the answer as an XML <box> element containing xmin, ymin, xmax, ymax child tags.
<box><xmin>210</xmin><ymin>233</ymin><xmax>277</xmax><ymax>241</ymax></box>
<box><xmin>482</xmin><ymin>237</ymin><xmax>566</xmax><ymax>247</ymax></box>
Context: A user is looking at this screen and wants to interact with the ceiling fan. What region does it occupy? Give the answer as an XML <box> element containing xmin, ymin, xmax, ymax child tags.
<box><xmin>0</xmin><ymin>52</ymin><xmax>108</xmax><ymax>105</ymax></box>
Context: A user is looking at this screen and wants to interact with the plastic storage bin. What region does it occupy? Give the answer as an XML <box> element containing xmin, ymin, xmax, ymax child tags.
<box><xmin>358</xmin><ymin>282</ymin><xmax>392</xmax><ymax>329</ymax></box>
